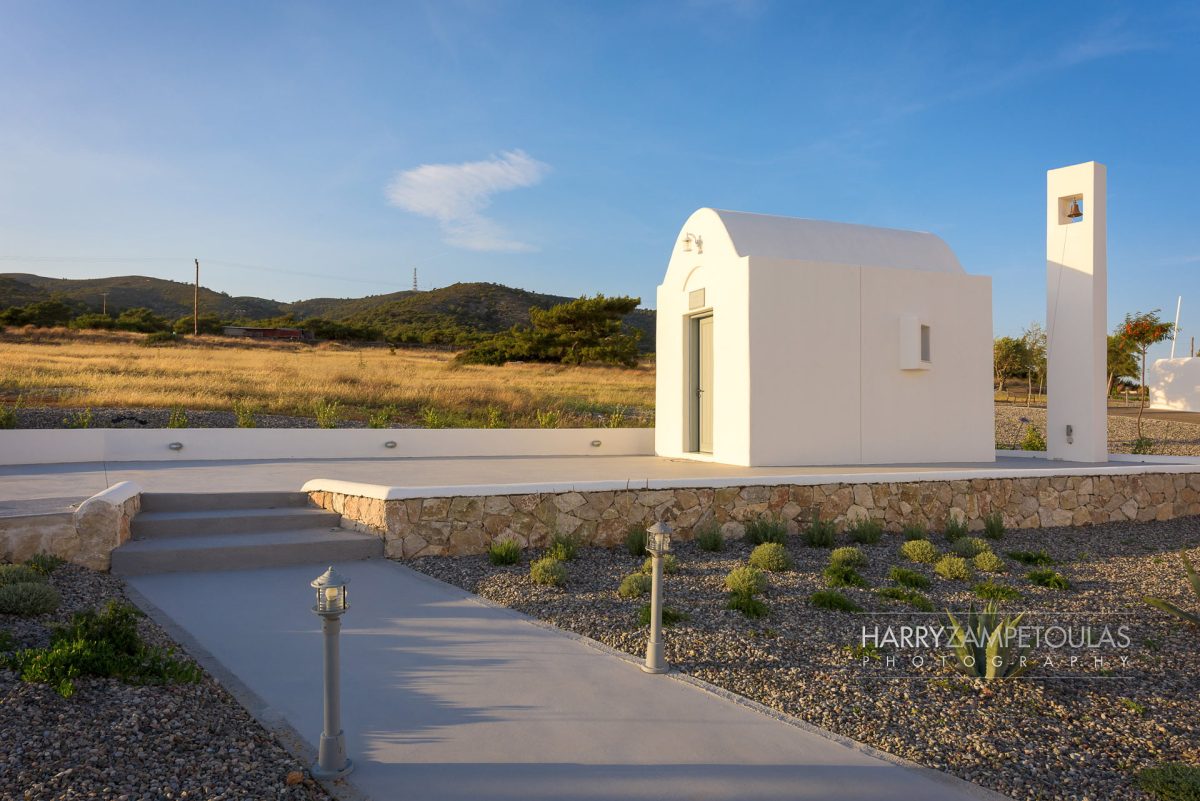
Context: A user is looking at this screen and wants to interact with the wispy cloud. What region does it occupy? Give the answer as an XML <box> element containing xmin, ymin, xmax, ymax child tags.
<box><xmin>386</xmin><ymin>150</ymin><xmax>549</xmax><ymax>252</ymax></box>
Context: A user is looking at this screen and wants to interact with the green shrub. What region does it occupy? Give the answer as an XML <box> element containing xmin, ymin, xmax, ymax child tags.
<box><xmin>1007</xmin><ymin>549</ymin><xmax>1055</xmax><ymax>566</ymax></box>
<box><xmin>3</xmin><ymin>601</ymin><xmax>200</xmax><ymax>697</ymax></box>
<box><xmin>534</xmin><ymin>408</ymin><xmax>561</xmax><ymax>429</ymax></box>
<box><xmin>530</xmin><ymin>557</ymin><xmax>567</xmax><ymax>587</ymax></box>
<box><xmin>167</xmin><ymin>405</ymin><xmax>188</xmax><ymax>428</ymax></box>
<box><xmin>810</xmin><ymin>590</ymin><xmax>862</xmax><ymax>613</ymax></box>
<box><xmin>1028</xmin><ymin>569</ymin><xmax>1070</xmax><ymax>590</ymax></box>
<box><xmin>804</xmin><ymin>516</ymin><xmax>837</xmax><ymax>547</ymax></box>
<box><xmin>725</xmin><ymin>565</ymin><xmax>767</xmax><ymax>596</ymax></box>
<box><xmin>847</xmin><ymin>518</ymin><xmax>882</xmax><ymax>544</ymax></box>
<box><xmin>0</xmin><ymin>583</ymin><xmax>60</xmax><ymax>616</ymax></box>
<box><xmin>24</xmin><ymin>553</ymin><xmax>65</xmax><ymax>576</ymax></box>
<box><xmin>973</xmin><ymin>551</ymin><xmax>1007</xmax><ymax>573</ymax></box>
<box><xmin>488</xmin><ymin>539</ymin><xmax>522</xmax><ymax>566</ymax></box>
<box><xmin>624</xmin><ymin>527</ymin><xmax>647</xmax><ymax>557</ymax></box>
<box><xmin>749</xmin><ymin>542</ymin><xmax>793</xmax><ymax>572</ymax></box>
<box><xmin>313</xmin><ymin>398</ymin><xmax>342</xmax><ymax>429</ymax></box>
<box><xmin>745</xmin><ymin>515</ymin><xmax>788</xmax><ymax>545</ymax></box>
<box><xmin>638</xmin><ymin>604</ymin><xmax>686</xmax><ymax>626</ymax></box>
<box><xmin>694</xmin><ymin>520</ymin><xmax>724</xmax><ymax>552</ymax></box>
<box><xmin>63</xmin><ymin>408</ymin><xmax>94</xmax><ymax>429</ymax></box>
<box><xmin>0</xmin><ymin>564</ymin><xmax>47</xmax><ymax>586</ymax></box>
<box><xmin>934</xmin><ymin>555</ymin><xmax>971</xmax><ymax>581</ymax></box>
<box><xmin>1021</xmin><ymin>425</ymin><xmax>1047</xmax><ymax>451</ymax></box>
<box><xmin>823</xmin><ymin>564</ymin><xmax>867</xmax><ymax>588</ymax></box>
<box><xmin>950</xmin><ymin>537</ymin><xmax>991</xmax><ymax>558</ymax></box>
<box><xmin>876</xmin><ymin>586</ymin><xmax>934</xmax><ymax>612</ymax></box>
<box><xmin>945</xmin><ymin>602</ymin><xmax>1031</xmax><ymax>680</ymax></box>
<box><xmin>1131</xmin><ymin>436</ymin><xmax>1155</xmax><ymax>455</ymax></box>
<box><xmin>902</xmin><ymin>522</ymin><xmax>928</xmax><ymax>541</ymax></box>
<box><xmin>641</xmin><ymin>554</ymin><xmax>679</xmax><ymax>575</ymax></box>
<box><xmin>1143</xmin><ymin>553</ymin><xmax>1200</xmax><ymax>628</ymax></box>
<box><xmin>888</xmin><ymin>566</ymin><xmax>930</xmax><ymax>590</ymax></box>
<box><xmin>901</xmin><ymin>539</ymin><xmax>939</xmax><ymax>563</ymax></box>
<box><xmin>943</xmin><ymin>514</ymin><xmax>969</xmax><ymax>541</ymax></box>
<box><xmin>829</xmin><ymin>546</ymin><xmax>864</xmax><ymax>568</ymax></box>
<box><xmin>973</xmin><ymin>580</ymin><xmax>1022</xmax><ymax>601</ymax></box>
<box><xmin>233</xmin><ymin>398</ymin><xmax>258</xmax><ymax>428</ymax></box>
<box><xmin>982</xmin><ymin>512</ymin><xmax>1005</xmax><ymax>539</ymax></box>
<box><xmin>0</xmin><ymin>397</ymin><xmax>20</xmax><ymax>429</ymax></box>
<box><xmin>142</xmin><ymin>330</ymin><xmax>178</xmax><ymax>346</ymax></box>
<box><xmin>546</xmin><ymin>532</ymin><xmax>580</xmax><ymax>562</ymax></box>
<box><xmin>618</xmin><ymin>573</ymin><xmax>652</xmax><ymax>599</ymax></box>
<box><xmin>727</xmin><ymin>592</ymin><xmax>768</xmax><ymax>619</ymax></box>
<box><xmin>1135</xmin><ymin>762</ymin><xmax>1200</xmax><ymax>801</ymax></box>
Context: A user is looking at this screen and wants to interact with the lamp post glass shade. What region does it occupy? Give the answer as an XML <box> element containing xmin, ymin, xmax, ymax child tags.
<box><xmin>646</xmin><ymin>521</ymin><xmax>672</xmax><ymax>554</ymax></box>
<box><xmin>311</xmin><ymin>566</ymin><xmax>350</xmax><ymax>615</ymax></box>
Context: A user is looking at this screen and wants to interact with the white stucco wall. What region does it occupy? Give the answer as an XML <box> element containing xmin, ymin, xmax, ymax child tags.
<box><xmin>0</xmin><ymin>428</ymin><xmax>655</xmax><ymax>467</ymax></box>
<box><xmin>1046</xmin><ymin>162</ymin><xmax>1108</xmax><ymax>462</ymax></box>
<box><xmin>656</xmin><ymin>207</ymin><xmax>995</xmax><ymax>467</ymax></box>
<box><xmin>1150</xmin><ymin>357</ymin><xmax>1200</xmax><ymax>412</ymax></box>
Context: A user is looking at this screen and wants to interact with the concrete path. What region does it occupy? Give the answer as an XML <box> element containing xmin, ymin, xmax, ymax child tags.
<box><xmin>128</xmin><ymin>560</ymin><xmax>991</xmax><ymax>801</ymax></box>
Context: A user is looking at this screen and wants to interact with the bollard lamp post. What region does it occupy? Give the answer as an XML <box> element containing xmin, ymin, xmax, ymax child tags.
<box><xmin>641</xmin><ymin>521</ymin><xmax>672</xmax><ymax>674</ymax></box>
<box><xmin>311</xmin><ymin>566</ymin><xmax>354</xmax><ymax>779</ymax></box>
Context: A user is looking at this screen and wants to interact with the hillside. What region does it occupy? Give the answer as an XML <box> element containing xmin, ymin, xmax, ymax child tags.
<box><xmin>0</xmin><ymin>273</ymin><xmax>656</xmax><ymax>349</ymax></box>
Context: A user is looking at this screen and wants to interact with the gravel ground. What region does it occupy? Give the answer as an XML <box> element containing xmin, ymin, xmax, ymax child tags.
<box><xmin>996</xmin><ymin>405</ymin><xmax>1200</xmax><ymax>455</ymax></box>
<box><xmin>0</xmin><ymin>564</ymin><xmax>333</xmax><ymax>801</ymax></box>
<box><xmin>10</xmin><ymin>406</ymin><xmax>373</xmax><ymax>429</ymax></box>
<box><xmin>409</xmin><ymin>518</ymin><xmax>1200</xmax><ymax>801</ymax></box>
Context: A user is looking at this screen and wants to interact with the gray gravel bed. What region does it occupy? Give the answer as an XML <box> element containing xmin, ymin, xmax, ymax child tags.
<box><xmin>997</xmin><ymin>405</ymin><xmax>1200</xmax><ymax>455</ymax></box>
<box><xmin>408</xmin><ymin>518</ymin><xmax>1200</xmax><ymax>801</ymax></box>
<box><xmin>0</xmin><ymin>564</ymin><xmax>332</xmax><ymax>801</ymax></box>
<box><xmin>11</xmin><ymin>406</ymin><xmax>370</xmax><ymax>429</ymax></box>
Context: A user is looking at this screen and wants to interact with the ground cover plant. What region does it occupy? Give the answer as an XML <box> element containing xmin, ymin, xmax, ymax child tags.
<box><xmin>748</xmin><ymin>542</ymin><xmax>792</xmax><ymax>572</ymax></box>
<box><xmin>409</xmin><ymin>519</ymin><xmax>1200</xmax><ymax>801</ymax></box>
<box><xmin>641</xmin><ymin>554</ymin><xmax>679</xmax><ymax>574</ymax></box>
<box><xmin>744</xmin><ymin>515</ymin><xmax>788</xmax><ymax>545</ymax></box>
<box><xmin>530</xmin><ymin>557</ymin><xmax>567</xmax><ymax>587</ymax></box>
<box><xmin>694</xmin><ymin>520</ymin><xmax>725</xmax><ymax>552</ymax></box>
<box><xmin>5</xmin><ymin>601</ymin><xmax>201</xmax><ymax>697</ymax></box>
<box><xmin>1027</xmin><ymin>568</ymin><xmax>1071</xmax><ymax>590</ymax></box>
<box><xmin>846</xmin><ymin>518</ymin><xmax>882</xmax><ymax>544</ymax></box>
<box><xmin>900</xmin><ymin>539</ymin><xmax>939</xmax><ymax>563</ymax></box>
<box><xmin>488</xmin><ymin>539</ymin><xmax>522</xmax><ymax>566</ymax></box>
<box><xmin>803</xmin><ymin>516</ymin><xmax>837</xmax><ymax>547</ymax></box>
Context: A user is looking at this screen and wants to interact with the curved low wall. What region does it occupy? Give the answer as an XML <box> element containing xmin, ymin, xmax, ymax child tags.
<box><xmin>0</xmin><ymin>428</ymin><xmax>655</xmax><ymax>466</ymax></box>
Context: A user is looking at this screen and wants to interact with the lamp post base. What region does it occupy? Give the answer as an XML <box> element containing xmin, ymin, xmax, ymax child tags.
<box><xmin>640</xmin><ymin>662</ymin><xmax>670</xmax><ymax>674</ymax></box>
<box><xmin>312</xmin><ymin>759</ymin><xmax>354</xmax><ymax>780</ymax></box>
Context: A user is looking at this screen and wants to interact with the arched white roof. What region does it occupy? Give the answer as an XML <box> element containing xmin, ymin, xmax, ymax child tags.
<box><xmin>703</xmin><ymin>209</ymin><xmax>963</xmax><ymax>273</ymax></box>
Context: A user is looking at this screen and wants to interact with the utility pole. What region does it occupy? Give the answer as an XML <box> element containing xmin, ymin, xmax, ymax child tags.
<box><xmin>412</xmin><ymin>267</ymin><xmax>418</xmax><ymax>292</ymax></box>
<box><xmin>100</xmin><ymin>292</ymin><xmax>109</xmax><ymax>316</ymax></box>
<box><xmin>193</xmin><ymin>259</ymin><xmax>200</xmax><ymax>335</ymax></box>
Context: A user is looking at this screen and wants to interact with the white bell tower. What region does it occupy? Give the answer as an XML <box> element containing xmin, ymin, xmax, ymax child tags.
<box><xmin>1046</xmin><ymin>161</ymin><xmax>1108</xmax><ymax>462</ymax></box>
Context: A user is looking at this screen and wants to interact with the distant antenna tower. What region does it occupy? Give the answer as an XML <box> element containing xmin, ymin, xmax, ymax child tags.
<box><xmin>412</xmin><ymin>267</ymin><xmax>418</xmax><ymax>292</ymax></box>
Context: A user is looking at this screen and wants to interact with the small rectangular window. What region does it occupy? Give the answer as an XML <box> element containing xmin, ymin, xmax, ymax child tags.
<box><xmin>920</xmin><ymin>325</ymin><xmax>931</xmax><ymax>363</ymax></box>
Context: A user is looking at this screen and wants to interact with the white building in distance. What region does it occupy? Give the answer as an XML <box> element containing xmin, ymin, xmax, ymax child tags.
<box><xmin>654</xmin><ymin>208</ymin><xmax>994</xmax><ymax>467</ymax></box>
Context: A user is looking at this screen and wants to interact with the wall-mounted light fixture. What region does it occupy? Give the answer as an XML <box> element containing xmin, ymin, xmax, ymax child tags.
<box><xmin>681</xmin><ymin>233</ymin><xmax>703</xmax><ymax>254</ymax></box>
<box><xmin>383</xmin><ymin>441</ymin><xmax>397</xmax><ymax>449</ymax></box>
<box><xmin>168</xmin><ymin>442</ymin><xmax>184</xmax><ymax>451</ymax></box>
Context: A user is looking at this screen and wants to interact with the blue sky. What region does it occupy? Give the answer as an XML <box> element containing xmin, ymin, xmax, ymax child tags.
<box><xmin>1</xmin><ymin>1</ymin><xmax>1197</xmax><ymax>355</ymax></box>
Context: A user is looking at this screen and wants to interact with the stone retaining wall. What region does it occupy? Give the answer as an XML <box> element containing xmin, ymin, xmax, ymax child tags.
<box><xmin>310</xmin><ymin>472</ymin><xmax>1200</xmax><ymax>559</ymax></box>
<box><xmin>0</xmin><ymin>482</ymin><xmax>141</xmax><ymax>571</ymax></box>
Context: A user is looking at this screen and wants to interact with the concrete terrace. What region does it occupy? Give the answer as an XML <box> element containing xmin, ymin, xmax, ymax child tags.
<box><xmin>3</xmin><ymin>453</ymin><xmax>1199</xmax><ymax>509</ymax></box>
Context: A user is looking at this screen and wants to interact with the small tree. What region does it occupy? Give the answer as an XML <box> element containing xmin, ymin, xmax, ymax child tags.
<box><xmin>1021</xmin><ymin>322</ymin><xmax>1047</xmax><ymax>405</ymax></box>
<box><xmin>1120</xmin><ymin>310</ymin><xmax>1173</xmax><ymax>440</ymax></box>
<box><xmin>993</xmin><ymin>337</ymin><xmax>1028</xmax><ymax>396</ymax></box>
<box><xmin>1106</xmin><ymin>333</ymin><xmax>1138</xmax><ymax>397</ymax></box>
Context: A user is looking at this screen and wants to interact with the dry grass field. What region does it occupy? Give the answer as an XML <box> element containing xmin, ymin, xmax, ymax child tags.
<box><xmin>0</xmin><ymin>328</ymin><xmax>655</xmax><ymax>427</ymax></box>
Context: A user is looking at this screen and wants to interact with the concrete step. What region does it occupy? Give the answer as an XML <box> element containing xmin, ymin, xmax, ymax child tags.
<box><xmin>112</xmin><ymin>528</ymin><xmax>384</xmax><ymax>576</ymax></box>
<box><xmin>139</xmin><ymin>492</ymin><xmax>312</xmax><ymax>513</ymax></box>
<box><xmin>131</xmin><ymin>508</ymin><xmax>342</xmax><ymax>539</ymax></box>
